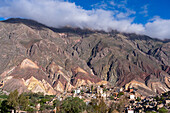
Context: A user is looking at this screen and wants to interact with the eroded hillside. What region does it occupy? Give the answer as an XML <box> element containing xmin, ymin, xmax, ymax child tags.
<box><xmin>0</xmin><ymin>18</ymin><xmax>169</xmax><ymax>95</ymax></box>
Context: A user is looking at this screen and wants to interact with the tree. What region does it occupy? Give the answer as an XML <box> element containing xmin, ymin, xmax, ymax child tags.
<box><xmin>91</xmin><ymin>85</ymin><xmax>94</xmax><ymax>94</ymax></box>
<box><xmin>87</xmin><ymin>98</ymin><xmax>108</xmax><ymax>113</ymax></box>
<box><xmin>98</xmin><ymin>98</ymin><xmax>108</xmax><ymax>113</ymax></box>
<box><xmin>7</xmin><ymin>90</ymin><xmax>30</xmax><ymax>112</ymax></box>
<box><xmin>117</xmin><ymin>92</ymin><xmax>124</xmax><ymax>98</ymax></box>
<box><xmin>155</xmin><ymin>96</ymin><xmax>160</xmax><ymax>101</ymax></box>
<box><xmin>0</xmin><ymin>100</ymin><xmax>11</xmax><ymax>113</ymax></box>
<box><xmin>53</xmin><ymin>99</ymin><xmax>61</xmax><ymax>112</ymax></box>
<box><xmin>109</xmin><ymin>96</ymin><xmax>128</xmax><ymax>113</ymax></box>
<box><xmin>18</xmin><ymin>93</ymin><xmax>29</xmax><ymax>111</ymax></box>
<box><xmin>87</xmin><ymin>99</ymin><xmax>98</xmax><ymax>113</ymax></box>
<box><xmin>61</xmin><ymin>97</ymin><xmax>86</xmax><ymax>113</ymax></box>
<box><xmin>103</xmin><ymin>88</ymin><xmax>107</xmax><ymax>93</ymax></box>
<box><xmin>39</xmin><ymin>98</ymin><xmax>49</xmax><ymax>111</ymax></box>
<box><xmin>81</xmin><ymin>90</ymin><xmax>84</xmax><ymax>94</ymax></box>
<box><xmin>110</xmin><ymin>96</ymin><xmax>114</xmax><ymax>100</ymax></box>
<box><xmin>136</xmin><ymin>97</ymin><xmax>141</xmax><ymax>101</ymax></box>
<box><xmin>7</xmin><ymin>90</ymin><xmax>19</xmax><ymax>112</ymax></box>
<box><xmin>158</xmin><ymin>107</ymin><xmax>168</xmax><ymax>113</ymax></box>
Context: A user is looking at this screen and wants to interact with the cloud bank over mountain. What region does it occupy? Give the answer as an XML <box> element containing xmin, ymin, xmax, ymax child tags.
<box><xmin>0</xmin><ymin>0</ymin><xmax>169</xmax><ymax>39</ymax></box>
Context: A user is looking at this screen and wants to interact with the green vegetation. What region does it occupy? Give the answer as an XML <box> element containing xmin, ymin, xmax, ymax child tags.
<box><xmin>158</xmin><ymin>107</ymin><xmax>168</xmax><ymax>113</ymax></box>
<box><xmin>117</xmin><ymin>92</ymin><xmax>124</xmax><ymax>98</ymax></box>
<box><xmin>155</xmin><ymin>96</ymin><xmax>160</xmax><ymax>101</ymax></box>
<box><xmin>136</xmin><ymin>97</ymin><xmax>141</xmax><ymax>101</ymax></box>
<box><xmin>53</xmin><ymin>99</ymin><xmax>60</xmax><ymax>112</ymax></box>
<box><xmin>0</xmin><ymin>90</ymin><xmax>55</xmax><ymax>112</ymax></box>
<box><xmin>91</xmin><ymin>85</ymin><xmax>94</xmax><ymax>94</ymax></box>
<box><xmin>103</xmin><ymin>88</ymin><xmax>107</xmax><ymax>92</ymax></box>
<box><xmin>81</xmin><ymin>90</ymin><xmax>84</xmax><ymax>94</ymax></box>
<box><xmin>0</xmin><ymin>100</ymin><xmax>11</xmax><ymax>113</ymax></box>
<box><xmin>1</xmin><ymin>90</ymin><xmax>168</xmax><ymax>113</ymax></box>
<box><xmin>61</xmin><ymin>97</ymin><xmax>86</xmax><ymax>113</ymax></box>
<box><xmin>7</xmin><ymin>90</ymin><xmax>19</xmax><ymax>111</ymax></box>
<box><xmin>0</xmin><ymin>94</ymin><xmax>8</xmax><ymax>99</ymax></box>
<box><xmin>0</xmin><ymin>91</ymin><xmax>88</xmax><ymax>113</ymax></box>
<box><xmin>18</xmin><ymin>93</ymin><xmax>29</xmax><ymax>111</ymax></box>
<box><xmin>87</xmin><ymin>98</ymin><xmax>108</xmax><ymax>113</ymax></box>
<box><xmin>110</xmin><ymin>96</ymin><xmax>114</xmax><ymax>100</ymax></box>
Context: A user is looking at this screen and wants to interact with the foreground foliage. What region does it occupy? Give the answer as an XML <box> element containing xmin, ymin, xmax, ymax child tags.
<box><xmin>60</xmin><ymin>97</ymin><xmax>86</xmax><ymax>113</ymax></box>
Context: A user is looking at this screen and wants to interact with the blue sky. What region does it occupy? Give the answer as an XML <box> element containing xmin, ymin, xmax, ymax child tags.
<box><xmin>0</xmin><ymin>0</ymin><xmax>170</xmax><ymax>39</ymax></box>
<box><xmin>68</xmin><ymin>0</ymin><xmax>170</xmax><ymax>24</ymax></box>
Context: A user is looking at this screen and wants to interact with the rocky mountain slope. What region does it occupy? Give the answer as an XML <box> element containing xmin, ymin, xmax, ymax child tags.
<box><xmin>0</xmin><ymin>18</ymin><xmax>169</xmax><ymax>95</ymax></box>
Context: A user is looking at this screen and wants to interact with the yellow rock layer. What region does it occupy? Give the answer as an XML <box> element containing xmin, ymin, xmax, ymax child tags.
<box><xmin>25</xmin><ymin>76</ymin><xmax>56</xmax><ymax>95</ymax></box>
<box><xmin>20</xmin><ymin>59</ymin><xmax>39</xmax><ymax>69</ymax></box>
<box><xmin>75</xmin><ymin>67</ymin><xmax>88</xmax><ymax>74</ymax></box>
<box><xmin>125</xmin><ymin>80</ymin><xmax>152</xmax><ymax>91</ymax></box>
<box><xmin>164</xmin><ymin>76</ymin><xmax>170</xmax><ymax>88</ymax></box>
<box><xmin>96</xmin><ymin>80</ymin><xmax>108</xmax><ymax>85</ymax></box>
<box><xmin>26</xmin><ymin>76</ymin><xmax>44</xmax><ymax>90</ymax></box>
<box><xmin>54</xmin><ymin>81</ymin><xmax>65</xmax><ymax>92</ymax></box>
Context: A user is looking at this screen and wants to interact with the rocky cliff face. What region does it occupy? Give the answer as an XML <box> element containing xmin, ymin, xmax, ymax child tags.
<box><xmin>0</xmin><ymin>18</ymin><xmax>169</xmax><ymax>95</ymax></box>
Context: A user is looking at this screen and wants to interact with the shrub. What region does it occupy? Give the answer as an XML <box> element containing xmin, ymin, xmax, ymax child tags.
<box><xmin>117</xmin><ymin>92</ymin><xmax>124</xmax><ymax>98</ymax></box>
<box><xmin>136</xmin><ymin>97</ymin><xmax>141</xmax><ymax>101</ymax></box>
<box><xmin>158</xmin><ymin>107</ymin><xmax>168</xmax><ymax>113</ymax></box>
<box><xmin>110</xmin><ymin>96</ymin><xmax>114</xmax><ymax>100</ymax></box>
<box><xmin>0</xmin><ymin>94</ymin><xmax>8</xmax><ymax>99</ymax></box>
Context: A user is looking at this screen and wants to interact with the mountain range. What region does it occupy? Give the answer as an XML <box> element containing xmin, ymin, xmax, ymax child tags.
<box><xmin>0</xmin><ymin>18</ymin><xmax>169</xmax><ymax>96</ymax></box>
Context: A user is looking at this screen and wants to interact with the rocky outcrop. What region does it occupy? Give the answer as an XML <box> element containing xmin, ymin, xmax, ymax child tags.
<box><xmin>20</xmin><ymin>59</ymin><xmax>39</xmax><ymax>69</ymax></box>
<box><xmin>1</xmin><ymin>58</ymin><xmax>102</xmax><ymax>94</ymax></box>
<box><xmin>125</xmin><ymin>80</ymin><xmax>155</xmax><ymax>96</ymax></box>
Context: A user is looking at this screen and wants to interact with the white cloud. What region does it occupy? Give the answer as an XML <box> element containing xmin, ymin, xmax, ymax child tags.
<box><xmin>0</xmin><ymin>0</ymin><xmax>169</xmax><ymax>39</ymax></box>
<box><xmin>91</xmin><ymin>1</ymin><xmax>108</xmax><ymax>9</ymax></box>
<box><xmin>116</xmin><ymin>9</ymin><xmax>136</xmax><ymax>19</ymax></box>
<box><xmin>140</xmin><ymin>4</ymin><xmax>148</xmax><ymax>17</ymax></box>
<box><xmin>144</xmin><ymin>18</ymin><xmax>170</xmax><ymax>39</ymax></box>
<box><xmin>109</xmin><ymin>1</ymin><xmax>115</xmax><ymax>6</ymax></box>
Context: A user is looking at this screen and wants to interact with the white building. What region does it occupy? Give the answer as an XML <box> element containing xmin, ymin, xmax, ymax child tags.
<box><xmin>130</xmin><ymin>94</ymin><xmax>135</xmax><ymax>100</ymax></box>
<box><xmin>75</xmin><ymin>89</ymin><xmax>81</xmax><ymax>94</ymax></box>
<box><xmin>127</xmin><ymin>106</ymin><xmax>134</xmax><ymax>113</ymax></box>
<box><xmin>119</xmin><ymin>87</ymin><xmax>123</xmax><ymax>92</ymax></box>
<box><xmin>79</xmin><ymin>95</ymin><xmax>82</xmax><ymax>99</ymax></box>
<box><xmin>128</xmin><ymin>110</ymin><xmax>134</xmax><ymax>113</ymax></box>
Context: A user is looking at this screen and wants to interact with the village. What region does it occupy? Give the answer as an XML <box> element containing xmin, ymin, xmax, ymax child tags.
<box><xmin>45</xmin><ymin>84</ymin><xmax>170</xmax><ymax>113</ymax></box>
<box><xmin>0</xmin><ymin>80</ymin><xmax>169</xmax><ymax>113</ymax></box>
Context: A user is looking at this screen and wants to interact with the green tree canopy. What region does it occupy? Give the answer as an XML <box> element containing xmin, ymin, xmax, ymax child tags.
<box><xmin>0</xmin><ymin>100</ymin><xmax>11</xmax><ymax>113</ymax></box>
<box><xmin>7</xmin><ymin>90</ymin><xmax>19</xmax><ymax>111</ymax></box>
<box><xmin>18</xmin><ymin>93</ymin><xmax>29</xmax><ymax>111</ymax></box>
<box><xmin>158</xmin><ymin>107</ymin><xmax>168</xmax><ymax>113</ymax></box>
<box><xmin>61</xmin><ymin>97</ymin><xmax>86</xmax><ymax>113</ymax></box>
